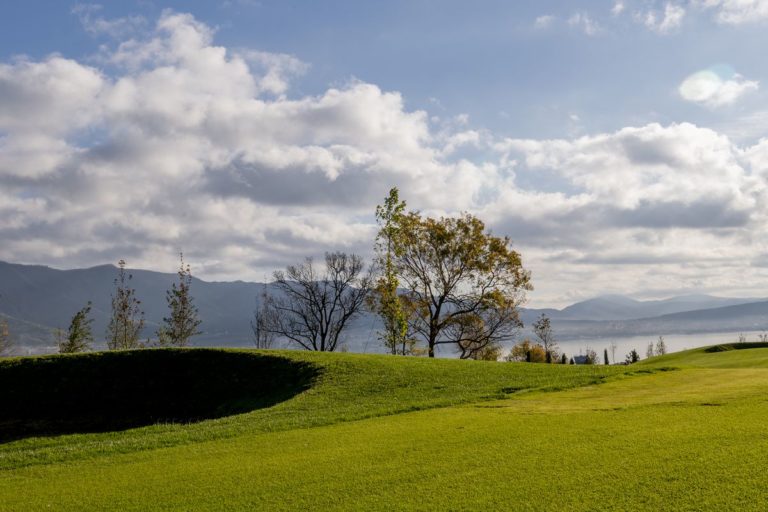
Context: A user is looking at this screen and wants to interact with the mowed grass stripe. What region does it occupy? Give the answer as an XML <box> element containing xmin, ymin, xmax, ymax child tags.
<box><xmin>4</xmin><ymin>366</ymin><xmax>768</xmax><ymax>511</ymax></box>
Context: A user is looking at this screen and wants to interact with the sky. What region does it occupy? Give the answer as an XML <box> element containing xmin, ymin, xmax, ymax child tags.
<box><xmin>1</xmin><ymin>0</ymin><xmax>768</xmax><ymax>308</ymax></box>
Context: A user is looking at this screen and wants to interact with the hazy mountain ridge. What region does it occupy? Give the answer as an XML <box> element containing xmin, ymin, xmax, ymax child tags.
<box><xmin>2</xmin><ymin>260</ymin><xmax>767</xmax><ymax>354</ymax></box>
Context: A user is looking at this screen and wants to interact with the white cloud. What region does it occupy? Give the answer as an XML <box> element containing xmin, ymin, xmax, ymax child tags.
<box><xmin>568</xmin><ymin>12</ymin><xmax>600</xmax><ymax>35</ymax></box>
<box><xmin>237</xmin><ymin>50</ymin><xmax>308</xmax><ymax>96</ymax></box>
<box><xmin>694</xmin><ymin>0</ymin><xmax>768</xmax><ymax>24</ymax></box>
<box><xmin>679</xmin><ymin>70</ymin><xmax>759</xmax><ymax>107</ymax></box>
<box><xmin>3</xmin><ymin>10</ymin><xmax>768</xmax><ymax>306</ymax></box>
<box><xmin>534</xmin><ymin>15</ymin><xmax>555</xmax><ymax>29</ymax></box>
<box><xmin>612</xmin><ymin>1</ymin><xmax>626</xmax><ymax>16</ymax></box>
<box><xmin>636</xmin><ymin>3</ymin><xmax>686</xmax><ymax>33</ymax></box>
<box><xmin>0</xmin><ymin>11</ymin><xmax>491</xmax><ymax>282</ymax></box>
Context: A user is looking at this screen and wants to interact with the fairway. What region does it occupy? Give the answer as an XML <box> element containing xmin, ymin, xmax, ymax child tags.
<box><xmin>2</xmin><ymin>347</ymin><xmax>768</xmax><ymax>510</ymax></box>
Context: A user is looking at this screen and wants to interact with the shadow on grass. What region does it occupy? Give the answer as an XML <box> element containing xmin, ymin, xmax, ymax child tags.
<box><xmin>0</xmin><ymin>349</ymin><xmax>320</xmax><ymax>442</ymax></box>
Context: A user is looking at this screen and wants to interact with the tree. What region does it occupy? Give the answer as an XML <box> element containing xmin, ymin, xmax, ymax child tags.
<box><xmin>646</xmin><ymin>341</ymin><xmax>655</xmax><ymax>359</ymax></box>
<box><xmin>261</xmin><ymin>252</ymin><xmax>371</xmax><ymax>352</ymax></box>
<box><xmin>389</xmin><ymin>208</ymin><xmax>532</xmax><ymax>358</ymax></box>
<box><xmin>59</xmin><ymin>302</ymin><xmax>93</xmax><ymax>353</ymax></box>
<box><xmin>604</xmin><ymin>348</ymin><xmax>610</xmax><ymax>365</ymax></box>
<box><xmin>610</xmin><ymin>341</ymin><xmax>617</xmax><ymax>365</ymax></box>
<box><xmin>560</xmin><ymin>353</ymin><xmax>567</xmax><ymax>364</ymax></box>
<box><xmin>160</xmin><ymin>253</ymin><xmax>202</xmax><ymax>347</ymax></box>
<box><xmin>0</xmin><ymin>318</ymin><xmax>13</xmax><ymax>357</ymax></box>
<box><xmin>569</xmin><ymin>357</ymin><xmax>575</xmax><ymax>365</ymax></box>
<box><xmin>532</xmin><ymin>314</ymin><xmax>558</xmax><ymax>363</ymax></box>
<box><xmin>371</xmin><ymin>187</ymin><xmax>413</xmax><ymax>355</ymax></box>
<box><xmin>507</xmin><ymin>339</ymin><xmax>546</xmax><ymax>362</ymax></box>
<box><xmin>470</xmin><ymin>343</ymin><xmax>503</xmax><ymax>361</ymax></box>
<box><xmin>655</xmin><ymin>335</ymin><xmax>667</xmax><ymax>356</ymax></box>
<box><xmin>106</xmin><ymin>260</ymin><xmax>145</xmax><ymax>350</ymax></box>
<box><xmin>584</xmin><ymin>346</ymin><xmax>598</xmax><ymax>365</ymax></box>
<box><xmin>251</xmin><ymin>283</ymin><xmax>278</xmax><ymax>349</ymax></box>
<box><xmin>625</xmin><ymin>349</ymin><xmax>640</xmax><ymax>364</ymax></box>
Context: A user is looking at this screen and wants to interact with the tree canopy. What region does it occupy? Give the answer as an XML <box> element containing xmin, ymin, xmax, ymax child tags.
<box><xmin>380</xmin><ymin>195</ymin><xmax>532</xmax><ymax>358</ymax></box>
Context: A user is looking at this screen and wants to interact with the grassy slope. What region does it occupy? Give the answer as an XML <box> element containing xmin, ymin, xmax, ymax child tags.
<box><xmin>0</xmin><ymin>349</ymin><xmax>620</xmax><ymax>470</ymax></box>
<box><xmin>640</xmin><ymin>344</ymin><xmax>768</xmax><ymax>368</ymax></box>
<box><xmin>3</xmin><ymin>348</ymin><xmax>768</xmax><ymax>511</ymax></box>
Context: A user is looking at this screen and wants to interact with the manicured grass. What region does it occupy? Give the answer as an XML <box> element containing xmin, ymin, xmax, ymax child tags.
<box><xmin>0</xmin><ymin>349</ymin><xmax>622</xmax><ymax>470</ymax></box>
<box><xmin>3</xmin><ymin>348</ymin><xmax>768</xmax><ymax>511</ymax></box>
<box><xmin>640</xmin><ymin>344</ymin><xmax>768</xmax><ymax>368</ymax></box>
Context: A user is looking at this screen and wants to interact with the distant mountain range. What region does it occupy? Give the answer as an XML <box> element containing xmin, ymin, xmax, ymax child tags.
<box><xmin>2</xmin><ymin>260</ymin><xmax>768</xmax><ymax>354</ymax></box>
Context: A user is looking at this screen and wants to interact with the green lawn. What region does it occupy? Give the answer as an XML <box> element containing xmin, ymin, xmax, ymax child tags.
<box><xmin>2</xmin><ymin>348</ymin><xmax>768</xmax><ymax>510</ymax></box>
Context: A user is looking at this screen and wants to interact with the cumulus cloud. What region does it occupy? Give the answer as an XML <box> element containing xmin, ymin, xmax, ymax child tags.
<box><xmin>0</xmin><ymin>11</ymin><xmax>493</xmax><ymax>281</ymax></box>
<box><xmin>679</xmin><ymin>69</ymin><xmax>759</xmax><ymax>107</ymax></box>
<box><xmin>2</xmin><ymin>10</ymin><xmax>768</xmax><ymax>305</ymax></box>
<box><xmin>490</xmin><ymin>122</ymin><xmax>768</xmax><ymax>302</ymax></box>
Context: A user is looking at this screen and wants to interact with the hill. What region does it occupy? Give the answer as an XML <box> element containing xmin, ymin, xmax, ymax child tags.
<box><xmin>2</xmin><ymin>347</ymin><xmax>768</xmax><ymax>510</ymax></box>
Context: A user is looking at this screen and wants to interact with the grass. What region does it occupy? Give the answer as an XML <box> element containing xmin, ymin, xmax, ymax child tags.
<box><xmin>0</xmin><ymin>349</ymin><xmax>621</xmax><ymax>470</ymax></box>
<box><xmin>639</xmin><ymin>344</ymin><xmax>768</xmax><ymax>368</ymax></box>
<box><xmin>2</xmin><ymin>347</ymin><xmax>768</xmax><ymax>510</ymax></box>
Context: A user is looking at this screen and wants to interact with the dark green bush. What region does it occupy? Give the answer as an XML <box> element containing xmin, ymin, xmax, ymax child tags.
<box><xmin>0</xmin><ymin>349</ymin><xmax>319</xmax><ymax>441</ymax></box>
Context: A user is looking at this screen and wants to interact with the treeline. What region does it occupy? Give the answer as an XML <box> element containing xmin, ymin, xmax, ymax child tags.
<box><xmin>252</xmin><ymin>188</ymin><xmax>663</xmax><ymax>363</ymax></box>
<box><xmin>54</xmin><ymin>254</ymin><xmax>202</xmax><ymax>354</ymax></box>
<box><xmin>0</xmin><ymin>187</ymin><xmax>668</xmax><ymax>363</ymax></box>
<box><xmin>253</xmin><ymin>188</ymin><xmax>532</xmax><ymax>359</ymax></box>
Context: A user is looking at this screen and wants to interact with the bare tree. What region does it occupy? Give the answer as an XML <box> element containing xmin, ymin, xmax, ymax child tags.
<box><xmin>655</xmin><ymin>335</ymin><xmax>667</xmax><ymax>356</ymax></box>
<box><xmin>532</xmin><ymin>314</ymin><xmax>558</xmax><ymax>363</ymax></box>
<box><xmin>106</xmin><ymin>259</ymin><xmax>145</xmax><ymax>350</ymax></box>
<box><xmin>584</xmin><ymin>346</ymin><xmax>598</xmax><ymax>365</ymax></box>
<box><xmin>252</xmin><ymin>283</ymin><xmax>278</xmax><ymax>349</ymax></box>
<box><xmin>262</xmin><ymin>252</ymin><xmax>371</xmax><ymax>352</ymax></box>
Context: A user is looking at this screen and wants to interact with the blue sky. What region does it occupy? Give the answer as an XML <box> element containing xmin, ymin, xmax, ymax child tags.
<box><xmin>1</xmin><ymin>1</ymin><xmax>768</xmax><ymax>307</ymax></box>
<box><xmin>3</xmin><ymin>0</ymin><xmax>766</xmax><ymax>140</ymax></box>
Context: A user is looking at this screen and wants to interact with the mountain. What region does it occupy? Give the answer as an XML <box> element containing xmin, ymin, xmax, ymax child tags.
<box><xmin>521</xmin><ymin>294</ymin><xmax>762</xmax><ymax>322</ymax></box>
<box><xmin>0</xmin><ymin>260</ymin><xmax>382</xmax><ymax>355</ymax></box>
<box><xmin>2</xmin><ymin>260</ymin><xmax>767</xmax><ymax>354</ymax></box>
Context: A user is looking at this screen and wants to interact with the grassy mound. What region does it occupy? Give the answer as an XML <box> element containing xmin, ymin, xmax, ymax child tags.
<box><xmin>0</xmin><ymin>349</ymin><xmax>318</xmax><ymax>441</ymax></box>
<box><xmin>0</xmin><ymin>349</ymin><xmax>624</xmax><ymax>469</ymax></box>
<box><xmin>4</xmin><ymin>349</ymin><xmax>768</xmax><ymax>510</ymax></box>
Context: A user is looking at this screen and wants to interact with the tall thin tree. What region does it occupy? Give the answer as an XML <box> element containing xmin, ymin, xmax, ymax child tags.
<box><xmin>159</xmin><ymin>253</ymin><xmax>202</xmax><ymax>347</ymax></box>
<box><xmin>372</xmin><ymin>187</ymin><xmax>412</xmax><ymax>355</ymax></box>
<box><xmin>58</xmin><ymin>302</ymin><xmax>94</xmax><ymax>353</ymax></box>
<box><xmin>106</xmin><ymin>259</ymin><xmax>145</xmax><ymax>350</ymax></box>
<box><xmin>532</xmin><ymin>314</ymin><xmax>558</xmax><ymax>363</ymax></box>
<box><xmin>252</xmin><ymin>282</ymin><xmax>278</xmax><ymax>349</ymax></box>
